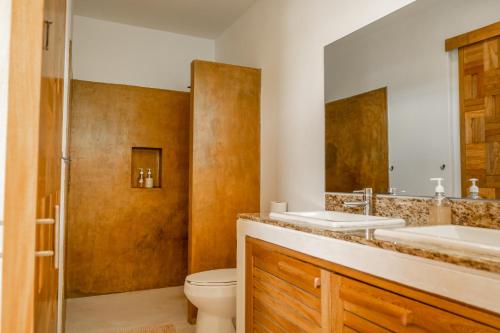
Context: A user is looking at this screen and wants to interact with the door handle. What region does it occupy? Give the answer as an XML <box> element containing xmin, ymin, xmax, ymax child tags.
<box><xmin>35</xmin><ymin>251</ymin><xmax>54</xmax><ymax>257</ymax></box>
<box><xmin>36</xmin><ymin>218</ymin><xmax>54</xmax><ymax>225</ymax></box>
<box><xmin>34</xmin><ymin>205</ymin><xmax>60</xmax><ymax>269</ymax></box>
<box><xmin>314</xmin><ymin>277</ymin><xmax>321</xmax><ymax>289</ymax></box>
<box><xmin>43</xmin><ymin>20</ymin><xmax>53</xmax><ymax>51</ymax></box>
<box><xmin>54</xmin><ymin>205</ymin><xmax>60</xmax><ymax>269</ymax></box>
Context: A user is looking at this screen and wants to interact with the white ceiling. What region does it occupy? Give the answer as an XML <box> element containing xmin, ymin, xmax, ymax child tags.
<box><xmin>73</xmin><ymin>0</ymin><xmax>256</xmax><ymax>39</ymax></box>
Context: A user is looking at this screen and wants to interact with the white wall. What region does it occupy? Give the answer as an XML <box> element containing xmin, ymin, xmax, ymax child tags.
<box><xmin>72</xmin><ymin>16</ymin><xmax>215</xmax><ymax>91</ymax></box>
<box><xmin>0</xmin><ymin>0</ymin><xmax>12</xmax><ymax>315</ymax></box>
<box><xmin>216</xmin><ymin>0</ymin><xmax>415</xmax><ymax>211</ymax></box>
<box><xmin>325</xmin><ymin>0</ymin><xmax>500</xmax><ymax>197</ymax></box>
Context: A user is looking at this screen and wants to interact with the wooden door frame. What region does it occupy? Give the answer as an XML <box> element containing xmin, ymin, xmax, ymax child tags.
<box><xmin>2</xmin><ymin>1</ymin><xmax>45</xmax><ymax>332</ymax></box>
<box><xmin>57</xmin><ymin>2</ymin><xmax>73</xmax><ymax>332</ymax></box>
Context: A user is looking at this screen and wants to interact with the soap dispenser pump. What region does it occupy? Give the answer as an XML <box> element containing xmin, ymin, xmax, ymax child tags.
<box><xmin>468</xmin><ymin>178</ymin><xmax>481</xmax><ymax>200</ymax></box>
<box><xmin>429</xmin><ymin>178</ymin><xmax>452</xmax><ymax>225</ymax></box>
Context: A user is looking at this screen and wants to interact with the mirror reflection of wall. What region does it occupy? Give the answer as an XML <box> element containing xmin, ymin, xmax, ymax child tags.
<box><xmin>325</xmin><ymin>88</ymin><xmax>388</xmax><ymax>194</ymax></box>
<box><xmin>324</xmin><ymin>0</ymin><xmax>500</xmax><ymax>198</ymax></box>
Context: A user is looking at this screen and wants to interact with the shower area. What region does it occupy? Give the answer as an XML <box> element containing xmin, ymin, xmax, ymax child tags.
<box><xmin>64</xmin><ymin>60</ymin><xmax>260</xmax><ymax>332</ymax></box>
<box><xmin>66</xmin><ymin>81</ymin><xmax>190</xmax><ymax>297</ymax></box>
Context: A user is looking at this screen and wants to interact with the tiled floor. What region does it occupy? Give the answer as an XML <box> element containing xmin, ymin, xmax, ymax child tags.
<box><xmin>65</xmin><ymin>286</ymin><xmax>195</xmax><ymax>333</ymax></box>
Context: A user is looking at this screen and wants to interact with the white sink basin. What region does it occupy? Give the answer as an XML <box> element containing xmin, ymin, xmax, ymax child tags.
<box><xmin>269</xmin><ymin>211</ymin><xmax>405</xmax><ymax>231</ymax></box>
<box><xmin>375</xmin><ymin>225</ymin><xmax>500</xmax><ymax>257</ymax></box>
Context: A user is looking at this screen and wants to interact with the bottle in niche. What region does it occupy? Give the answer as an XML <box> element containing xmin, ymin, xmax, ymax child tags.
<box><xmin>137</xmin><ymin>168</ymin><xmax>145</xmax><ymax>188</ymax></box>
<box><xmin>429</xmin><ymin>178</ymin><xmax>452</xmax><ymax>225</ymax></box>
<box><xmin>145</xmin><ymin>168</ymin><xmax>154</xmax><ymax>188</ymax></box>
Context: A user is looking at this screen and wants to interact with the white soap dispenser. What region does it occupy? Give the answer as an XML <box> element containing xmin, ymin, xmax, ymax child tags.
<box><xmin>468</xmin><ymin>178</ymin><xmax>481</xmax><ymax>200</ymax></box>
<box><xmin>145</xmin><ymin>168</ymin><xmax>154</xmax><ymax>188</ymax></box>
<box><xmin>429</xmin><ymin>178</ymin><xmax>452</xmax><ymax>225</ymax></box>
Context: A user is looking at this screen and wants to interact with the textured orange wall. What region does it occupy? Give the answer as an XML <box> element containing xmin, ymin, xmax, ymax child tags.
<box><xmin>66</xmin><ymin>80</ymin><xmax>190</xmax><ymax>297</ymax></box>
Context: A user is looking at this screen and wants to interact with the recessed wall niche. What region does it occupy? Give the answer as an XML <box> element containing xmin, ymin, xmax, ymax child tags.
<box><xmin>131</xmin><ymin>147</ymin><xmax>162</xmax><ymax>188</ymax></box>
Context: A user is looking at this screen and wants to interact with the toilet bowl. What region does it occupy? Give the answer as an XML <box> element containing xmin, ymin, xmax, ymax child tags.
<box><xmin>184</xmin><ymin>268</ymin><xmax>237</xmax><ymax>333</ymax></box>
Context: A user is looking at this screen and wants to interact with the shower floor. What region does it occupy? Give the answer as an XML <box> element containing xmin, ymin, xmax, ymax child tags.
<box><xmin>65</xmin><ymin>286</ymin><xmax>195</xmax><ymax>333</ymax></box>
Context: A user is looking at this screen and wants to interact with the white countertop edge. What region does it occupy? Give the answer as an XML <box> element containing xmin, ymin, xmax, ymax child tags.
<box><xmin>236</xmin><ymin>218</ymin><xmax>500</xmax><ymax>332</ymax></box>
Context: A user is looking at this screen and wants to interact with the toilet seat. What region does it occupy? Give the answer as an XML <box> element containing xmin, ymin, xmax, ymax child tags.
<box><xmin>186</xmin><ymin>268</ymin><xmax>237</xmax><ymax>286</ymax></box>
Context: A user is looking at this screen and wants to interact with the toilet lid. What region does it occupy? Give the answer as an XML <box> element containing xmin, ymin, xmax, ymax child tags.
<box><xmin>186</xmin><ymin>268</ymin><xmax>237</xmax><ymax>286</ymax></box>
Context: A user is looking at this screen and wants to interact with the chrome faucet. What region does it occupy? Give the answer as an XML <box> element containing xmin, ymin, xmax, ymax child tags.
<box><xmin>344</xmin><ymin>188</ymin><xmax>374</xmax><ymax>240</ymax></box>
<box><xmin>344</xmin><ymin>188</ymin><xmax>373</xmax><ymax>215</ymax></box>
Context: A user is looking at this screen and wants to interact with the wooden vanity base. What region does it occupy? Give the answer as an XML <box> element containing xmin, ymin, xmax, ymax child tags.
<box><xmin>246</xmin><ymin>237</ymin><xmax>500</xmax><ymax>332</ymax></box>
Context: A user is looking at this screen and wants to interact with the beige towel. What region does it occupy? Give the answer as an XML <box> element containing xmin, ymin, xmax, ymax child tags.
<box><xmin>114</xmin><ymin>324</ymin><xmax>176</xmax><ymax>333</ymax></box>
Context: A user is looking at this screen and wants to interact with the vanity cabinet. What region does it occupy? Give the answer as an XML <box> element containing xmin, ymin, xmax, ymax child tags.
<box><xmin>246</xmin><ymin>237</ymin><xmax>500</xmax><ymax>332</ymax></box>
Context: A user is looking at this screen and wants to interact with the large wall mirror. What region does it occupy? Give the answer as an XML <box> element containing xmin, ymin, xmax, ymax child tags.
<box><xmin>324</xmin><ymin>0</ymin><xmax>500</xmax><ymax>199</ymax></box>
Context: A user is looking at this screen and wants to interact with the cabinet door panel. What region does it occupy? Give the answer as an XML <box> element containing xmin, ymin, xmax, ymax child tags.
<box><xmin>253</xmin><ymin>295</ymin><xmax>321</xmax><ymax>332</ymax></box>
<box><xmin>246</xmin><ymin>238</ymin><xmax>331</xmax><ymax>332</ymax></box>
<box><xmin>253</xmin><ymin>307</ymin><xmax>288</xmax><ymax>333</ymax></box>
<box><xmin>254</xmin><ymin>267</ymin><xmax>321</xmax><ymax>323</ymax></box>
<box><xmin>332</xmin><ymin>275</ymin><xmax>498</xmax><ymax>333</ymax></box>
<box><xmin>343</xmin><ymin>311</ymin><xmax>392</xmax><ymax>333</ymax></box>
<box><xmin>252</xmin><ymin>241</ymin><xmax>322</xmax><ymax>296</ymax></box>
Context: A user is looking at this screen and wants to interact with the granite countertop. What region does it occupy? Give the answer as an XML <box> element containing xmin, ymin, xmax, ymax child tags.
<box><xmin>238</xmin><ymin>213</ymin><xmax>500</xmax><ymax>274</ymax></box>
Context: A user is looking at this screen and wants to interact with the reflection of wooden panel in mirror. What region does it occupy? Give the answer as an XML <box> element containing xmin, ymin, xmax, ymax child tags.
<box><xmin>325</xmin><ymin>88</ymin><xmax>389</xmax><ymax>193</ymax></box>
<box><xmin>458</xmin><ymin>31</ymin><xmax>500</xmax><ymax>199</ymax></box>
<box><xmin>131</xmin><ymin>147</ymin><xmax>162</xmax><ymax>188</ymax></box>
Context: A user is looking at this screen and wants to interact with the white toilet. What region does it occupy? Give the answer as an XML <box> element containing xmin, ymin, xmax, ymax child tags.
<box><xmin>184</xmin><ymin>268</ymin><xmax>237</xmax><ymax>333</ymax></box>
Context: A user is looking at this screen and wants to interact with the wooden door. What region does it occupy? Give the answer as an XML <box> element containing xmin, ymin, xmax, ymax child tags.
<box><xmin>35</xmin><ymin>0</ymin><xmax>66</xmax><ymax>332</ymax></box>
<box><xmin>2</xmin><ymin>0</ymin><xmax>66</xmax><ymax>332</ymax></box>
<box><xmin>458</xmin><ymin>26</ymin><xmax>500</xmax><ymax>199</ymax></box>
<box><xmin>325</xmin><ymin>88</ymin><xmax>389</xmax><ymax>193</ymax></box>
<box><xmin>188</xmin><ymin>61</ymin><xmax>260</xmax><ymax>321</ymax></box>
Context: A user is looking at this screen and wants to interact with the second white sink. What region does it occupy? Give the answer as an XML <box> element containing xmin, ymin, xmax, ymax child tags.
<box><xmin>375</xmin><ymin>225</ymin><xmax>500</xmax><ymax>257</ymax></box>
<box><xmin>269</xmin><ymin>211</ymin><xmax>405</xmax><ymax>231</ymax></box>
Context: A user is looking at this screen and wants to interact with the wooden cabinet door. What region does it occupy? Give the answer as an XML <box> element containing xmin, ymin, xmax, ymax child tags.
<box><xmin>460</xmin><ymin>35</ymin><xmax>500</xmax><ymax>199</ymax></box>
<box><xmin>331</xmin><ymin>274</ymin><xmax>499</xmax><ymax>333</ymax></box>
<box><xmin>35</xmin><ymin>0</ymin><xmax>66</xmax><ymax>332</ymax></box>
<box><xmin>3</xmin><ymin>0</ymin><xmax>66</xmax><ymax>331</ymax></box>
<box><xmin>246</xmin><ymin>238</ymin><xmax>331</xmax><ymax>332</ymax></box>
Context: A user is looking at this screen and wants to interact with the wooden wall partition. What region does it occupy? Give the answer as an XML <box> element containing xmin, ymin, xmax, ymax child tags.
<box><xmin>325</xmin><ymin>88</ymin><xmax>389</xmax><ymax>193</ymax></box>
<box><xmin>188</xmin><ymin>61</ymin><xmax>261</xmax><ymax>320</ymax></box>
<box><xmin>66</xmin><ymin>80</ymin><xmax>190</xmax><ymax>297</ymax></box>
